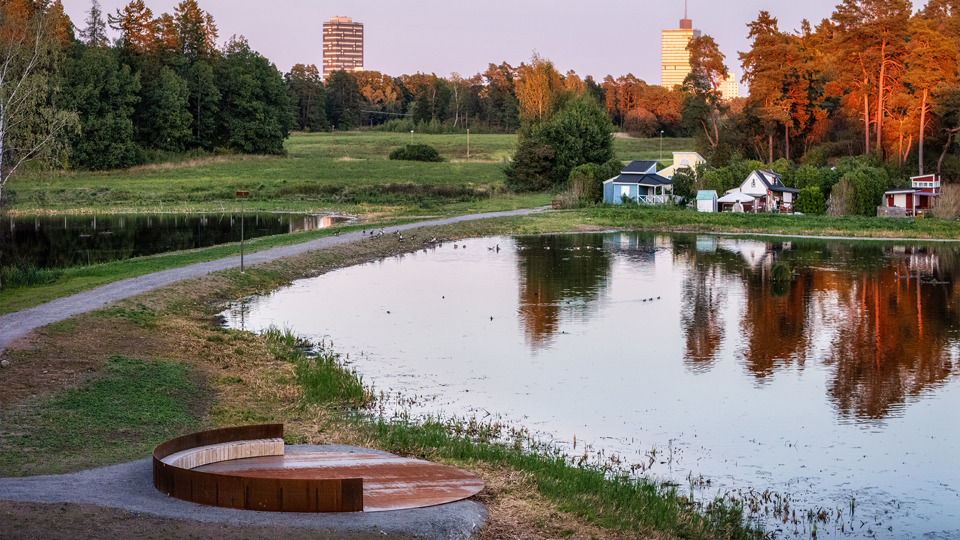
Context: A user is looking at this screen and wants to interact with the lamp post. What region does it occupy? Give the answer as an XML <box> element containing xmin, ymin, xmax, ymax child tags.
<box><xmin>236</xmin><ymin>191</ymin><xmax>249</xmax><ymax>273</ymax></box>
<box><xmin>410</xmin><ymin>130</ymin><xmax>414</xmax><ymax>144</ymax></box>
<box><xmin>659</xmin><ymin>130</ymin><xmax>664</xmax><ymax>161</ymax></box>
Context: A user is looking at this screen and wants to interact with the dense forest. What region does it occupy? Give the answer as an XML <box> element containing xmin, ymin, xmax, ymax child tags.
<box><xmin>4</xmin><ymin>0</ymin><xmax>960</xmax><ymax>188</ymax></box>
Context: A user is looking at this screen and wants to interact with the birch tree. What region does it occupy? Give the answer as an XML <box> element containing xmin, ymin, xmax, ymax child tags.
<box><xmin>0</xmin><ymin>0</ymin><xmax>76</xmax><ymax>207</ymax></box>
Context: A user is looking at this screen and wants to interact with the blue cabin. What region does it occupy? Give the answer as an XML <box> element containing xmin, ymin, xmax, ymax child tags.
<box><xmin>602</xmin><ymin>161</ymin><xmax>672</xmax><ymax>205</ymax></box>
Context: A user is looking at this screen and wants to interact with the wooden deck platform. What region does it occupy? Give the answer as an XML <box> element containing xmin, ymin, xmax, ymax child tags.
<box><xmin>193</xmin><ymin>452</ymin><xmax>485</xmax><ymax>512</ymax></box>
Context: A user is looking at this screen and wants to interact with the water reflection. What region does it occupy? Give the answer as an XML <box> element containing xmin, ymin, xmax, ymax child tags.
<box><xmin>515</xmin><ymin>235</ymin><xmax>611</xmax><ymax>348</ymax></box>
<box><xmin>670</xmin><ymin>237</ymin><xmax>960</xmax><ymax>421</ymax></box>
<box><xmin>2</xmin><ymin>212</ymin><xmax>350</xmax><ymax>269</ymax></box>
<box><xmin>512</xmin><ymin>233</ymin><xmax>960</xmax><ymax>421</ymax></box>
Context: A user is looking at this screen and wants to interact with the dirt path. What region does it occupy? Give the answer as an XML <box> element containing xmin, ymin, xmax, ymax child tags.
<box><xmin>0</xmin><ymin>208</ymin><xmax>548</xmax><ymax>352</ymax></box>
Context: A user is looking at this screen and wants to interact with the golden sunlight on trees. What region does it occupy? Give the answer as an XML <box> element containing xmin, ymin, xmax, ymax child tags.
<box><xmin>515</xmin><ymin>53</ymin><xmax>564</xmax><ymax>125</ymax></box>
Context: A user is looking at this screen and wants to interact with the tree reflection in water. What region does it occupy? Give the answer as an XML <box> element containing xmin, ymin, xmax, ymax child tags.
<box><xmin>677</xmin><ymin>236</ymin><xmax>960</xmax><ymax>421</ymax></box>
<box><xmin>514</xmin><ymin>234</ymin><xmax>612</xmax><ymax>348</ymax></box>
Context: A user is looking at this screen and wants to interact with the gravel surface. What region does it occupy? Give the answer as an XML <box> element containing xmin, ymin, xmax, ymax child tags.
<box><xmin>0</xmin><ymin>445</ymin><xmax>487</xmax><ymax>539</ymax></box>
<box><xmin>0</xmin><ymin>208</ymin><xmax>547</xmax><ymax>352</ymax></box>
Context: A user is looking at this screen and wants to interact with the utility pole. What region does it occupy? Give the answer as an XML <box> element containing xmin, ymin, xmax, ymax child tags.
<box><xmin>236</xmin><ymin>191</ymin><xmax>249</xmax><ymax>273</ymax></box>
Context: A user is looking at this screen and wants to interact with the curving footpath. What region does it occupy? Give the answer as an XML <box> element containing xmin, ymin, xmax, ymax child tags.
<box><xmin>0</xmin><ymin>207</ymin><xmax>548</xmax><ymax>352</ymax></box>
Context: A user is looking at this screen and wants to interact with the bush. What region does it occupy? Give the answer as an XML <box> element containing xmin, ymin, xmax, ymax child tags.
<box><xmin>826</xmin><ymin>179</ymin><xmax>854</xmax><ymax>216</ymax></box>
<box><xmin>796</xmin><ymin>186</ymin><xmax>826</xmax><ymax>215</ymax></box>
<box><xmin>388</xmin><ymin>144</ymin><xmax>443</xmax><ymax>162</ymax></box>
<box><xmin>931</xmin><ymin>184</ymin><xmax>960</xmax><ymax>219</ymax></box>
<box><xmin>505</xmin><ymin>138</ymin><xmax>556</xmax><ymax>192</ymax></box>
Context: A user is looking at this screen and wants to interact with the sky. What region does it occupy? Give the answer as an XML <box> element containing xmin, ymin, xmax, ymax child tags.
<box><xmin>60</xmin><ymin>0</ymin><xmax>918</xmax><ymax>87</ymax></box>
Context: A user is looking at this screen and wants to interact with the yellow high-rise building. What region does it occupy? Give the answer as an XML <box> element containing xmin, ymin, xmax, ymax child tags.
<box><xmin>661</xmin><ymin>14</ymin><xmax>700</xmax><ymax>89</ymax></box>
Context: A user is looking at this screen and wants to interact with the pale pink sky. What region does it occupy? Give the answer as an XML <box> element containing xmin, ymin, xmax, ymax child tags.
<box><xmin>61</xmin><ymin>0</ymin><xmax>917</xmax><ymax>86</ymax></box>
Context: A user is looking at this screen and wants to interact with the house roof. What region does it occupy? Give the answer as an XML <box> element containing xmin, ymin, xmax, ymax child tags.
<box><xmin>884</xmin><ymin>189</ymin><xmax>940</xmax><ymax>196</ymax></box>
<box><xmin>604</xmin><ymin>173</ymin><xmax>672</xmax><ymax>187</ymax></box>
<box><xmin>750</xmin><ymin>170</ymin><xmax>799</xmax><ymax>194</ymax></box>
<box><xmin>696</xmin><ymin>190</ymin><xmax>718</xmax><ymax>200</ymax></box>
<box><xmin>621</xmin><ymin>160</ymin><xmax>658</xmax><ymax>174</ymax></box>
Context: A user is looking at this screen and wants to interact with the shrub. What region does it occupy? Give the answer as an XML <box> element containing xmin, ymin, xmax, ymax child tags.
<box><xmin>505</xmin><ymin>138</ymin><xmax>556</xmax><ymax>192</ymax></box>
<box><xmin>796</xmin><ymin>186</ymin><xmax>826</xmax><ymax>215</ymax></box>
<box><xmin>569</xmin><ymin>163</ymin><xmax>603</xmax><ymax>203</ymax></box>
<box><xmin>388</xmin><ymin>144</ymin><xmax>443</xmax><ymax>162</ymax></box>
<box><xmin>826</xmin><ymin>179</ymin><xmax>854</xmax><ymax>216</ymax></box>
<box><xmin>931</xmin><ymin>184</ymin><xmax>960</xmax><ymax>219</ymax></box>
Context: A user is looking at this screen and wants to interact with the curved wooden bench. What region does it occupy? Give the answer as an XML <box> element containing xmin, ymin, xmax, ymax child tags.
<box><xmin>153</xmin><ymin>424</ymin><xmax>363</xmax><ymax>512</ymax></box>
<box><xmin>160</xmin><ymin>438</ymin><xmax>284</xmax><ymax>469</ymax></box>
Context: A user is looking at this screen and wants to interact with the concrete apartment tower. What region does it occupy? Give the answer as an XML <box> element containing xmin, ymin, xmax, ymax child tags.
<box><xmin>661</xmin><ymin>1</ymin><xmax>700</xmax><ymax>88</ymax></box>
<box><xmin>322</xmin><ymin>16</ymin><xmax>363</xmax><ymax>80</ymax></box>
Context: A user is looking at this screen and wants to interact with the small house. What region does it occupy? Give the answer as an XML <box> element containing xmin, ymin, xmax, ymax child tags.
<box><xmin>733</xmin><ymin>170</ymin><xmax>799</xmax><ymax>213</ymax></box>
<box><xmin>658</xmin><ymin>152</ymin><xmax>706</xmax><ymax>179</ymax></box>
<box><xmin>603</xmin><ymin>161</ymin><xmax>673</xmax><ymax>205</ymax></box>
<box><xmin>880</xmin><ymin>174</ymin><xmax>941</xmax><ymax>217</ymax></box>
<box><xmin>696</xmin><ymin>190</ymin><xmax>718</xmax><ymax>212</ymax></box>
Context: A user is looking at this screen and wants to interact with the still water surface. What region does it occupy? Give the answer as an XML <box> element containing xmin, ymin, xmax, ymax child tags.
<box><xmin>225</xmin><ymin>232</ymin><xmax>960</xmax><ymax>538</ymax></box>
<box><xmin>2</xmin><ymin>212</ymin><xmax>350</xmax><ymax>269</ymax></box>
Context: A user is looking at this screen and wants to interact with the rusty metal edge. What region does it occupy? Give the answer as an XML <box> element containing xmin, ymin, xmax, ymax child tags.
<box><xmin>152</xmin><ymin>424</ymin><xmax>363</xmax><ymax>512</ymax></box>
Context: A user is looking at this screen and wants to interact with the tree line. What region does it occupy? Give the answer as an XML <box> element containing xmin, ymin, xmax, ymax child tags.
<box><xmin>686</xmin><ymin>0</ymin><xmax>960</xmax><ymax>180</ymax></box>
<box><xmin>1</xmin><ymin>0</ymin><xmax>291</xmax><ymax>182</ymax></box>
<box><xmin>7</xmin><ymin>0</ymin><xmax>960</xmax><ymax>187</ymax></box>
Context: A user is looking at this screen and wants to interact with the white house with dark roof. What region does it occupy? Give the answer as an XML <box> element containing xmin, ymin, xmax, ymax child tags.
<box><xmin>603</xmin><ymin>161</ymin><xmax>672</xmax><ymax>204</ymax></box>
<box><xmin>722</xmin><ymin>170</ymin><xmax>799</xmax><ymax>213</ymax></box>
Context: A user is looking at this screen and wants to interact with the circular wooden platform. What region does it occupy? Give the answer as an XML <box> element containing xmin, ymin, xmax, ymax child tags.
<box><xmin>193</xmin><ymin>452</ymin><xmax>485</xmax><ymax>512</ymax></box>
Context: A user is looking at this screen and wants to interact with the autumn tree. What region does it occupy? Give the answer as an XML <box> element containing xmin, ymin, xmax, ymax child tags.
<box><xmin>831</xmin><ymin>0</ymin><xmax>912</xmax><ymax>155</ymax></box>
<box><xmin>108</xmin><ymin>0</ymin><xmax>155</xmax><ymax>51</ymax></box>
<box><xmin>477</xmin><ymin>62</ymin><xmax>519</xmax><ymax>130</ymax></box>
<box><xmin>174</xmin><ymin>0</ymin><xmax>216</xmax><ymax>62</ymax></box>
<box><xmin>515</xmin><ymin>53</ymin><xmax>564</xmax><ymax>125</ymax></box>
<box><xmin>684</xmin><ymin>35</ymin><xmax>729</xmax><ymax>156</ymax></box>
<box><xmin>906</xmin><ymin>15</ymin><xmax>960</xmax><ymax>174</ymax></box>
<box><xmin>740</xmin><ymin>11</ymin><xmax>790</xmax><ymax>163</ymax></box>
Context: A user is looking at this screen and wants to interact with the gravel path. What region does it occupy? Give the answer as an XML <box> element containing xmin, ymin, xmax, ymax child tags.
<box><xmin>0</xmin><ymin>208</ymin><xmax>547</xmax><ymax>352</ymax></box>
<box><xmin>0</xmin><ymin>445</ymin><xmax>487</xmax><ymax>539</ymax></box>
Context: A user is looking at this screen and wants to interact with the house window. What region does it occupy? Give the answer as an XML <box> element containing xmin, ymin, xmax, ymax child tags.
<box><xmin>751</xmin><ymin>179</ymin><xmax>756</xmax><ymax>188</ymax></box>
<box><xmin>620</xmin><ymin>185</ymin><xmax>631</xmax><ymax>197</ymax></box>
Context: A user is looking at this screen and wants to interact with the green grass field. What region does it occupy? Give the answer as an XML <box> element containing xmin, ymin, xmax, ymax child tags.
<box><xmin>5</xmin><ymin>132</ymin><xmax>693</xmax><ymax>215</ymax></box>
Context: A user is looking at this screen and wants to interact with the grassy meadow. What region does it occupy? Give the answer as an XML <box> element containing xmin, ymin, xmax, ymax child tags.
<box><xmin>5</xmin><ymin>131</ymin><xmax>694</xmax><ymax>216</ymax></box>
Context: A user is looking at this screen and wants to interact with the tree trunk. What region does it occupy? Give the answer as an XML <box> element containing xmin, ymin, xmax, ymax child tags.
<box><xmin>863</xmin><ymin>92</ymin><xmax>870</xmax><ymax>155</ymax></box>
<box><xmin>769</xmin><ymin>133</ymin><xmax>774</xmax><ymax>164</ymax></box>
<box><xmin>898</xmin><ymin>129</ymin><xmax>904</xmax><ymax>166</ymax></box>
<box><xmin>785</xmin><ymin>124</ymin><xmax>790</xmax><ymax>162</ymax></box>
<box><xmin>876</xmin><ymin>42</ymin><xmax>887</xmax><ymax>152</ymax></box>
<box><xmin>937</xmin><ymin>128</ymin><xmax>959</xmax><ymax>175</ymax></box>
<box><xmin>919</xmin><ymin>88</ymin><xmax>928</xmax><ymax>176</ymax></box>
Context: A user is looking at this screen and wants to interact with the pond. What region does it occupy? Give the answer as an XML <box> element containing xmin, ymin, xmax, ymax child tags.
<box><xmin>223</xmin><ymin>232</ymin><xmax>960</xmax><ymax>538</ymax></box>
<box><xmin>2</xmin><ymin>212</ymin><xmax>350</xmax><ymax>269</ymax></box>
